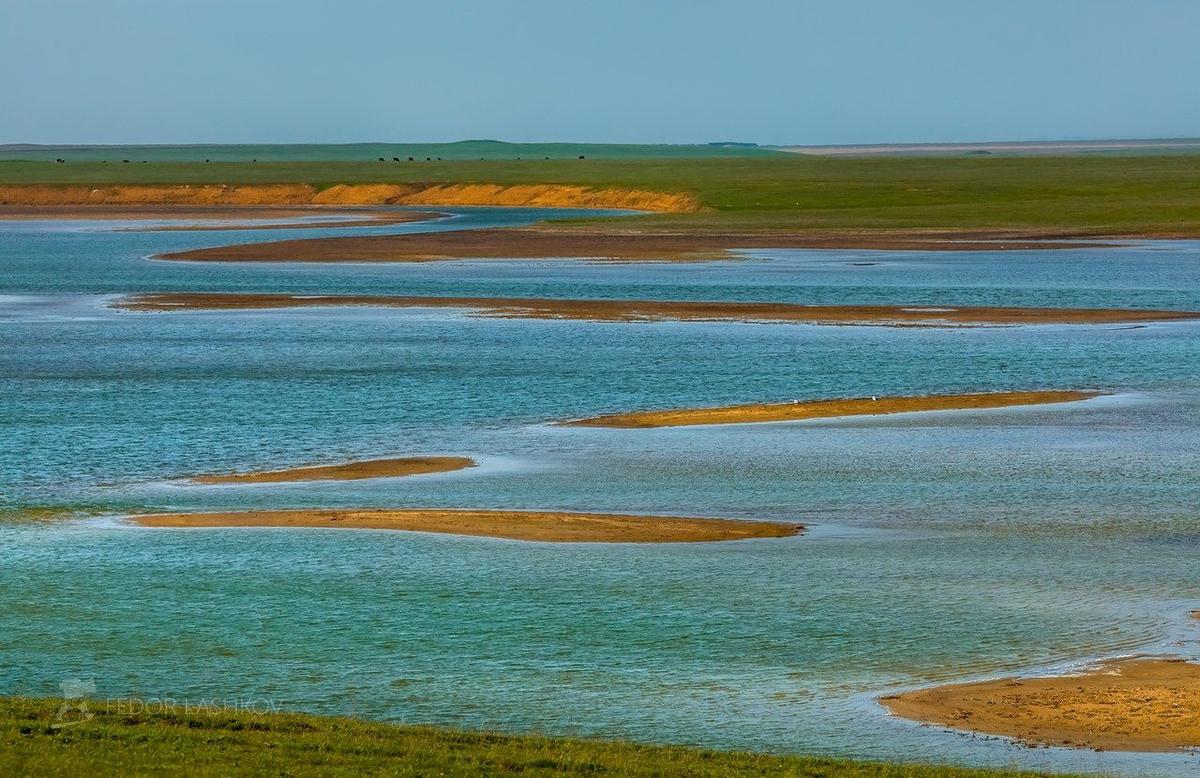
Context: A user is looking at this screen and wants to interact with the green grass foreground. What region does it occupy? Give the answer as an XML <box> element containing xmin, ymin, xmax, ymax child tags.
<box><xmin>0</xmin><ymin>697</ymin><xmax>1064</xmax><ymax>778</ymax></box>
<box><xmin>4</xmin><ymin>154</ymin><xmax>1200</xmax><ymax>235</ymax></box>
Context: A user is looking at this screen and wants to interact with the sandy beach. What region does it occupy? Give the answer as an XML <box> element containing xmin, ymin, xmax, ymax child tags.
<box><xmin>130</xmin><ymin>509</ymin><xmax>804</xmax><ymax>543</ymax></box>
<box><xmin>156</xmin><ymin>227</ymin><xmax>1116</xmax><ymax>263</ymax></box>
<box><xmin>881</xmin><ymin>657</ymin><xmax>1200</xmax><ymax>752</ymax></box>
<box><xmin>563</xmin><ymin>391</ymin><xmax>1101</xmax><ymax>428</ymax></box>
<box><xmin>188</xmin><ymin>456</ymin><xmax>476</xmax><ymax>484</ymax></box>
<box><xmin>114</xmin><ymin>292</ymin><xmax>1200</xmax><ymax>327</ymax></box>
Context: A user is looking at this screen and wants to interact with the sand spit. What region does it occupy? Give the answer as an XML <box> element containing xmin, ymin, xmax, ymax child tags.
<box><xmin>188</xmin><ymin>456</ymin><xmax>476</xmax><ymax>484</ymax></box>
<box><xmin>563</xmin><ymin>391</ymin><xmax>1102</xmax><ymax>428</ymax></box>
<box><xmin>0</xmin><ymin>184</ymin><xmax>698</xmax><ymax>213</ymax></box>
<box><xmin>131</xmin><ymin>509</ymin><xmax>804</xmax><ymax>543</ymax></box>
<box><xmin>881</xmin><ymin>657</ymin><xmax>1200</xmax><ymax>753</ymax></box>
<box><xmin>156</xmin><ymin>227</ymin><xmax>1115</xmax><ymax>263</ymax></box>
<box><xmin>114</xmin><ymin>293</ymin><xmax>1200</xmax><ymax>328</ymax></box>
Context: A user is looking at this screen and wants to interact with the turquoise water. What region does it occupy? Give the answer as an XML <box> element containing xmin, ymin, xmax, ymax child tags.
<box><xmin>2</xmin><ymin>210</ymin><xmax>1199</xmax><ymax>775</ymax></box>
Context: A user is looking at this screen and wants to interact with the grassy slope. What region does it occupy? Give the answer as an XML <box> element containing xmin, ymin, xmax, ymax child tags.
<box><xmin>0</xmin><ymin>697</ymin><xmax>1061</xmax><ymax>778</ymax></box>
<box><xmin>3</xmin><ymin>154</ymin><xmax>1200</xmax><ymax>234</ymax></box>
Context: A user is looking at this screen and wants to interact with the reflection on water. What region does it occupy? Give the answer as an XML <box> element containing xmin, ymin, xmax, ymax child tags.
<box><xmin>2</xmin><ymin>212</ymin><xmax>1199</xmax><ymax>775</ymax></box>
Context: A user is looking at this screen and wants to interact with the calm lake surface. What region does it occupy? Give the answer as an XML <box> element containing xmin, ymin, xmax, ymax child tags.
<box><xmin>2</xmin><ymin>209</ymin><xmax>1199</xmax><ymax>775</ymax></box>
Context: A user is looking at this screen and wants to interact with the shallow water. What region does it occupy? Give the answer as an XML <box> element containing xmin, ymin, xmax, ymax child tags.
<box><xmin>2</xmin><ymin>210</ymin><xmax>1199</xmax><ymax>775</ymax></box>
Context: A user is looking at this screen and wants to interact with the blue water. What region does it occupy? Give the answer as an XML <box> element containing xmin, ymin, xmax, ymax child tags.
<box><xmin>2</xmin><ymin>210</ymin><xmax>1199</xmax><ymax>775</ymax></box>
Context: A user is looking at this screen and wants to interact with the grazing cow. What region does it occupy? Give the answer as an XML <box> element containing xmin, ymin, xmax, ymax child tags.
<box><xmin>578</xmin><ymin>155</ymin><xmax>585</xmax><ymax>160</ymax></box>
<box><xmin>408</xmin><ymin>157</ymin><xmax>414</xmax><ymax>161</ymax></box>
<box><xmin>55</xmin><ymin>158</ymin><xmax>64</xmax><ymax>163</ymax></box>
<box><xmin>122</xmin><ymin>160</ymin><xmax>130</xmax><ymax>163</ymax></box>
<box><xmin>378</xmin><ymin>157</ymin><xmax>385</xmax><ymax>162</ymax></box>
<box><xmin>436</xmin><ymin>157</ymin><xmax>442</xmax><ymax>161</ymax></box>
<box><xmin>392</xmin><ymin>157</ymin><xmax>400</xmax><ymax>162</ymax></box>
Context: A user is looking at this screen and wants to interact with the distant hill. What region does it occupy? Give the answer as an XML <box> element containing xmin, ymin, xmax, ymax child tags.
<box><xmin>0</xmin><ymin>140</ymin><xmax>784</xmax><ymax>162</ymax></box>
<box><xmin>773</xmin><ymin>138</ymin><xmax>1200</xmax><ymax>157</ymax></box>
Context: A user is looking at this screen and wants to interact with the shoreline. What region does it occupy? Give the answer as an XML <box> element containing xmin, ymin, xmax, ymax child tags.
<box><xmin>129</xmin><ymin>509</ymin><xmax>804</xmax><ymax>543</ymax></box>
<box><xmin>113</xmin><ymin>293</ymin><xmax>1200</xmax><ymax>327</ymax></box>
<box><xmin>187</xmin><ymin>456</ymin><xmax>476</xmax><ymax>484</ymax></box>
<box><xmin>881</xmin><ymin>656</ymin><xmax>1200</xmax><ymax>753</ymax></box>
<box><xmin>563</xmin><ymin>391</ymin><xmax>1103</xmax><ymax>428</ymax></box>
<box><xmin>0</xmin><ymin>204</ymin><xmax>442</xmax><ymax>229</ymax></box>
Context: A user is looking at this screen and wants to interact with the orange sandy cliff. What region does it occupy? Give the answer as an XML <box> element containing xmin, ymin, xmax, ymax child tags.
<box><xmin>0</xmin><ymin>184</ymin><xmax>699</xmax><ymax>213</ymax></box>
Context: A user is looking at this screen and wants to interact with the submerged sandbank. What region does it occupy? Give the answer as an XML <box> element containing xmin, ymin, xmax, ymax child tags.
<box><xmin>114</xmin><ymin>293</ymin><xmax>1200</xmax><ymax>327</ymax></box>
<box><xmin>881</xmin><ymin>657</ymin><xmax>1200</xmax><ymax>752</ymax></box>
<box><xmin>130</xmin><ymin>509</ymin><xmax>804</xmax><ymax>543</ymax></box>
<box><xmin>157</xmin><ymin>227</ymin><xmax>1115</xmax><ymax>263</ymax></box>
<box><xmin>189</xmin><ymin>456</ymin><xmax>475</xmax><ymax>484</ymax></box>
<box><xmin>565</xmin><ymin>391</ymin><xmax>1102</xmax><ymax>428</ymax></box>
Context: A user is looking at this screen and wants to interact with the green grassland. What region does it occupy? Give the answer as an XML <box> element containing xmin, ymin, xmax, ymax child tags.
<box><xmin>3</xmin><ymin>153</ymin><xmax>1200</xmax><ymax>234</ymax></box>
<box><xmin>0</xmin><ymin>697</ymin><xmax>1066</xmax><ymax>778</ymax></box>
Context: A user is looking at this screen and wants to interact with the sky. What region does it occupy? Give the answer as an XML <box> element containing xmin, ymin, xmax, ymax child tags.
<box><xmin>2</xmin><ymin>0</ymin><xmax>1198</xmax><ymax>146</ymax></box>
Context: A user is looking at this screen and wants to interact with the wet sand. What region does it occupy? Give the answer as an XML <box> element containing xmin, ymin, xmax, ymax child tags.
<box><xmin>131</xmin><ymin>509</ymin><xmax>804</xmax><ymax>543</ymax></box>
<box><xmin>881</xmin><ymin>657</ymin><xmax>1200</xmax><ymax>752</ymax></box>
<box><xmin>138</xmin><ymin>212</ymin><xmax>440</xmax><ymax>231</ymax></box>
<box><xmin>114</xmin><ymin>293</ymin><xmax>1200</xmax><ymax>327</ymax></box>
<box><xmin>189</xmin><ymin>456</ymin><xmax>475</xmax><ymax>484</ymax></box>
<box><xmin>157</xmin><ymin>227</ymin><xmax>1115</xmax><ymax>262</ymax></box>
<box><xmin>0</xmin><ymin>205</ymin><xmax>439</xmax><ymax>230</ymax></box>
<box><xmin>564</xmin><ymin>391</ymin><xmax>1102</xmax><ymax>428</ymax></box>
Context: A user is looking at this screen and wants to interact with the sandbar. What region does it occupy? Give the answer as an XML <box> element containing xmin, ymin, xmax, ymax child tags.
<box><xmin>188</xmin><ymin>456</ymin><xmax>475</xmax><ymax>484</ymax></box>
<box><xmin>563</xmin><ymin>391</ymin><xmax>1101</xmax><ymax>428</ymax></box>
<box><xmin>130</xmin><ymin>509</ymin><xmax>804</xmax><ymax>543</ymax></box>
<box><xmin>113</xmin><ymin>293</ymin><xmax>1200</xmax><ymax>327</ymax></box>
<box><xmin>881</xmin><ymin>657</ymin><xmax>1200</xmax><ymax>752</ymax></box>
<box><xmin>156</xmin><ymin>228</ymin><xmax>1115</xmax><ymax>263</ymax></box>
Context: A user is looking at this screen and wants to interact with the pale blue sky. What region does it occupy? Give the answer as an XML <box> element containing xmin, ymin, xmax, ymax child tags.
<box><xmin>2</xmin><ymin>0</ymin><xmax>1197</xmax><ymax>145</ymax></box>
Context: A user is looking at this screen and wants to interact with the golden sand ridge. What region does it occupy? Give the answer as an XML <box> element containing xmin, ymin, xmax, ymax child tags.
<box><xmin>188</xmin><ymin>456</ymin><xmax>476</xmax><ymax>484</ymax></box>
<box><xmin>113</xmin><ymin>292</ymin><xmax>1200</xmax><ymax>328</ymax></box>
<box><xmin>564</xmin><ymin>391</ymin><xmax>1102</xmax><ymax>428</ymax></box>
<box><xmin>131</xmin><ymin>509</ymin><xmax>804</xmax><ymax>543</ymax></box>
<box><xmin>881</xmin><ymin>657</ymin><xmax>1200</xmax><ymax>752</ymax></box>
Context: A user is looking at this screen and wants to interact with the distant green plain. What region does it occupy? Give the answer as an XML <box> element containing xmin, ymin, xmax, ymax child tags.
<box><xmin>0</xmin><ymin>139</ymin><xmax>781</xmax><ymax>163</ymax></box>
<box><xmin>0</xmin><ymin>697</ymin><xmax>1066</xmax><ymax>778</ymax></box>
<box><xmin>3</xmin><ymin>150</ymin><xmax>1200</xmax><ymax>235</ymax></box>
